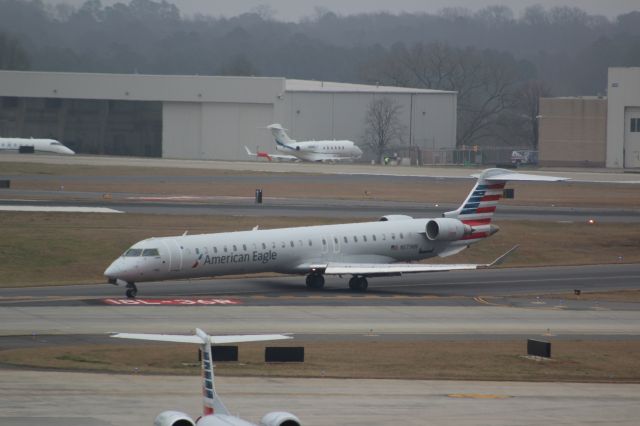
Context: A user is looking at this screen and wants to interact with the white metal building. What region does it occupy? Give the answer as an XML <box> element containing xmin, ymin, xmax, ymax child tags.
<box><xmin>0</xmin><ymin>71</ymin><xmax>457</xmax><ymax>160</ymax></box>
<box><xmin>607</xmin><ymin>67</ymin><xmax>640</xmax><ymax>168</ymax></box>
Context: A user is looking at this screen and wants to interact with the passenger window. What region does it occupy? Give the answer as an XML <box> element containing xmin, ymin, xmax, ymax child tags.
<box><xmin>233</xmin><ymin>245</ymin><xmax>237</xmax><ymax>252</ymax></box>
<box><xmin>142</xmin><ymin>248</ymin><xmax>159</xmax><ymax>257</ymax></box>
<box><xmin>372</xmin><ymin>235</ymin><xmax>377</xmax><ymax>241</ymax></box>
<box><xmin>322</xmin><ymin>238</ymin><xmax>327</xmax><ymax>245</ymax></box>
<box><xmin>213</xmin><ymin>247</ymin><xmax>218</xmax><ymax>253</ymax></box>
<box><xmin>344</xmin><ymin>236</ymin><xmax>348</xmax><ymax>243</ymax></box>
<box><xmin>243</xmin><ymin>244</ymin><xmax>247</xmax><ymax>251</ymax></box>
<box><xmin>353</xmin><ymin>236</ymin><xmax>358</xmax><ymax>243</ymax></box>
<box><xmin>391</xmin><ymin>233</ymin><xmax>396</xmax><ymax>240</ymax></box>
<box><xmin>223</xmin><ymin>246</ymin><xmax>228</xmax><ymax>253</ymax></box>
<box><xmin>334</xmin><ymin>237</ymin><xmax>338</xmax><ymax>244</ymax></box>
<box><xmin>262</xmin><ymin>243</ymin><xmax>267</xmax><ymax>250</ymax></box>
<box><xmin>272</xmin><ymin>242</ymin><xmax>276</xmax><ymax>249</ymax></box>
<box><xmin>363</xmin><ymin>235</ymin><xmax>367</xmax><ymax>242</ymax></box>
<box><xmin>308</xmin><ymin>240</ymin><xmax>312</xmax><ymax>246</ymax></box>
<box><xmin>281</xmin><ymin>241</ymin><xmax>286</xmax><ymax>248</ymax></box>
<box><xmin>400</xmin><ymin>233</ymin><xmax>404</xmax><ymax>239</ymax></box>
<box><xmin>290</xmin><ymin>241</ymin><xmax>295</xmax><ymax>247</ymax></box>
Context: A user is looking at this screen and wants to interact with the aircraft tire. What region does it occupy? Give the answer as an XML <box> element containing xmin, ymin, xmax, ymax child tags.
<box><xmin>125</xmin><ymin>282</ymin><xmax>138</xmax><ymax>299</ymax></box>
<box><xmin>349</xmin><ymin>276</ymin><xmax>368</xmax><ymax>292</ymax></box>
<box><xmin>306</xmin><ymin>274</ymin><xmax>325</xmax><ymax>290</ymax></box>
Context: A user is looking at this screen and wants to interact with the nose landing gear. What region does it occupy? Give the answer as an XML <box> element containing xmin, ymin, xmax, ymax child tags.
<box><xmin>125</xmin><ymin>282</ymin><xmax>138</xmax><ymax>299</ymax></box>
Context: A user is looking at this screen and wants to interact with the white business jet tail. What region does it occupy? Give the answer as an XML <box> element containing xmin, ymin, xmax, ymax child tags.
<box><xmin>266</xmin><ymin>123</ymin><xmax>296</xmax><ymax>151</ymax></box>
<box><xmin>112</xmin><ymin>329</ymin><xmax>292</xmax><ymax>417</ymax></box>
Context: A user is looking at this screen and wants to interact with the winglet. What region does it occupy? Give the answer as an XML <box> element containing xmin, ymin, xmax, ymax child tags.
<box><xmin>482</xmin><ymin>245</ymin><xmax>519</xmax><ymax>269</ymax></box>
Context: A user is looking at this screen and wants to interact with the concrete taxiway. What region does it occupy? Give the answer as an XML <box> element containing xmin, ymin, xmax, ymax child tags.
<box><xmin>1</xmin><ymin>370</ymin><xmax>639</xmax><ymax>426</ymax></box>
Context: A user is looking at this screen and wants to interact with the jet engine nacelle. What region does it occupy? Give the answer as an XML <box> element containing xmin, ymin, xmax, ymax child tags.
<box><xmin>260</xmin><ymin>411</ymin><xmax>302</xmax><ymax>426</ymax></box>
<box><xmin>379</xmin><ymin>215</ymin><xmax>413</xmax><ymax>221</ymax></box>
<box><xmin>425</xmin><ymin>218</ymin><xmax>472</xmax><ymax>241</ymax></box>
<box><xmin>154</xmin><ymin>410</ymin><xmax>195</xmax><ymax>426</ymax></box>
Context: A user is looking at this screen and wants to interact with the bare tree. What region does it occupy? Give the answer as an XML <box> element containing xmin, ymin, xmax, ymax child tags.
<box><xmin>362</xmin><ymin>97</ymin><xmax>405</xmax><ymax>164</ymax></box>
<box><xmin>514</xmin><ymin>80</ymin><xmax>551</xmax><ymax>149</ymax></box>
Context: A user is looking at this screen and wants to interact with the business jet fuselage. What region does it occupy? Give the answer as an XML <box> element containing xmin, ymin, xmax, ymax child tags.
<box><xmin>0</xmin><ymin>137</ymin><xmax>75</xmax><ymax>155</ymax></box>
<box><xmin>105</xmin><ymin>169</ymin><xmax>565</xmax><ymax>298</ymax></box>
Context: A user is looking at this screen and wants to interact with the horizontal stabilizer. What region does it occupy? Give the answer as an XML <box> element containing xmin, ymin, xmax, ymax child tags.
<box><xmin>112</xmin><ymin>332</ymin><xmax>293</xmax><ymax>345</ymax></box>
<box><xmin>471</xmin><ymin>169</ymin><xmax>569</xmax><ymax>182</ymax></box>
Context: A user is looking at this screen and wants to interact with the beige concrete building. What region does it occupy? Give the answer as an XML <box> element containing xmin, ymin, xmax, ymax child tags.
<box><xmin>607</xmin><ymin>67</ymin><xmax>640</xmax><ymax>168</ymax></box>
<box><xmin>538</xmin><ymin>97</ymin><xmax>607</xmax><ymax>167</ymax></box>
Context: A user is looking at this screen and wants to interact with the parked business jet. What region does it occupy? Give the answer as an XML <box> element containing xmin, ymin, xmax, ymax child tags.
<box><xmin>0</xmin><ymin>137</ymin><xmax>75</xmax><ymax>155</ymax></box>
<box><xmin>245</xmin><ymin>124</ymin><xmax>362</xmax><ymax>162</ymax></box>
<box><xmin>113</xmin><ymin>328</ymin><xmax>300</xmax><ymax>426</ymax></box>
<box><xmin>105</xmin><ymin>168</ymin><xmax>565</xmax><ymax>298</ymax></box>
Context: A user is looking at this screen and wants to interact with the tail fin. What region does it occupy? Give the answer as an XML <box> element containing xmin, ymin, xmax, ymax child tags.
<box><xmin>112</xmin><ymin>329</ymin><xmax>292</xmax><ymax>417</ymax></box>
<box><xmin>444</xmin><ymin>168</ymin><xmax>567</xmax><ymax>240</ymax></box>
<box><xmin>266</xmin><ymin>123</ymin><xmax>295</xmax><ymax>150</ymax></box>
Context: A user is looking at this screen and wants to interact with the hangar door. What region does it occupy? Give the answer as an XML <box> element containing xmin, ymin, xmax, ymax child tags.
<box><xmin>625</xmin><ymin>107</ymin><xmax>640</xmax><ymax>168</ymax></box>
<box><xmin>201</xmin><ymin>103</ymin><xmax>273</xmax><ymax>161</ymax></box>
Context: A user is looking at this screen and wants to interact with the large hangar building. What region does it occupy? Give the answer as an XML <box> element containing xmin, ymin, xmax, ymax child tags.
<box><xmin>0</xmin><ymin>71</ymin><xmax>457</xmax><ymax>160</ymax></box>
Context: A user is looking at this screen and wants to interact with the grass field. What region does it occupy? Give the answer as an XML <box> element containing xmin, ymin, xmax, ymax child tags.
<box><xmin>1</xmin><ymin>339</ymin><xmax>638</xmax><ymax>383</ymax></box>
<box><xmin>2</xmin><ymin>161</ymin><xmax>640</xmax><ymax>207</ymax></box>
<box><xmin>1</xmin><ymin>211</ymin><xmax>639</xmax><ymax>287</ymax></box>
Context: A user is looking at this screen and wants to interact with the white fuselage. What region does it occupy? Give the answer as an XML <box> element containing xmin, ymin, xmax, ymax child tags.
<box><xmin>105</xmin><ymin>218</ymin><xmax>461</xmax><ymax>284</ymax></box>
<box><xmin>277</xmin><ymin>139</ymin><xmax>363</xmax><ymax>162</ymax></box>
<box><xmin>0</xmin><ymin>137</ymin><xmax>75</xmax><ymax>155</ymax></box>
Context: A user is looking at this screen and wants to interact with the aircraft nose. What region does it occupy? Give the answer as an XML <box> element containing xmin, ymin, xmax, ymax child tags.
<box><xmin>104</xmin><ymin>258</ymin><xmax>125</xmax><ymax>281</ymax></box>
<box><xmin>64</xmin><ymin>147</ymin><xmax>75</xmax><ymax>155</ymax></box>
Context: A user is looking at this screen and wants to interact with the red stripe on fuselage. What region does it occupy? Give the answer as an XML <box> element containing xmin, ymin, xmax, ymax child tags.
<box><xmin>461</xmin><ymin>218</ymin><xmax>492</xmax><ymax>226</ymax></box>
<box><xmin>475</xmin><ymin>206</ymin><xmax>496</xmax><ymax>214</ymax></box>
<box><xmin>487</xmin><ymin>183</ymin><xmax>505</xmax><ymax>189</ymax></box>
<box><xmin>461</xmin><ymin>232</ymin><xmax>489</xmax><ymax>240</ymax></box>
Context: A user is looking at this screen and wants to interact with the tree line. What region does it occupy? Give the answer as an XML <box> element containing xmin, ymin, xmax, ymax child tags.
<box><xmin>1</xmin><ymin>0</ymin><xmax>639</xmax><ymax>149</ymax></box>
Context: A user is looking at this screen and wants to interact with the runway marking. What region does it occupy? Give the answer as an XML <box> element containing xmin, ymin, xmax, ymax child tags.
<box><xmin>0</xmin><ymin>206</ymin><xmax>123</xmax><ymax>213</ymax></box>
<box><xmin>103</xmin><ymin>298</ymin><xmax>241</xmax><ymax>305</ymax></box>
<box><xmin>448</xmin><ymin>393</ymin><xmax>511</xmax><ymax>399</ymax></box>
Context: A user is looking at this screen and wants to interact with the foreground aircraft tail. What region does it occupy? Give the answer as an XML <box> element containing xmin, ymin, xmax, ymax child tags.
<box><xmin>112</xmin><ymin>329</ymin><xmax>292</xmax><ymax>417</ymax></box>
<box><xmin>266</xmin><ymin>123</ymin><xmax>296</xmax><ymax>151</ymax></box>
<box><xmin>444</xmin><ymin>168</ymin><xmax>568</xmax><ymax>241</ymax></box>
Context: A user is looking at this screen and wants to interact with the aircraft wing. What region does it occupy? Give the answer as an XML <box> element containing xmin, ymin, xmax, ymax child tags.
<box><xmin>244</xmin><ymin>146</ymin><xmax>298</xmax><ymax>162</ymax></box>
<box><xmin>323</xmin><ymin>245</ymin><xmax>519</xmax><ymax>276</ymax></box>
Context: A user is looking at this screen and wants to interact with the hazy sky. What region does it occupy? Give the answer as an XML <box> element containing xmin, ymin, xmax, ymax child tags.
<box><xmin>46</xmin><ymin>0</ymin><xmax>639</xmax><ymax>21</ymax></box>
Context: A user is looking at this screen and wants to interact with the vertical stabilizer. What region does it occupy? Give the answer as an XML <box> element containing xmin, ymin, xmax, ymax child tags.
<box><xmin>196</xmin><ymin>328</ymin><xmax>229</xmax><ymax>416</ymax></box>
<box><xmin>266</xmin><ymin>124</ymin><xmax>295</xmax><ymax>150</ymax></box>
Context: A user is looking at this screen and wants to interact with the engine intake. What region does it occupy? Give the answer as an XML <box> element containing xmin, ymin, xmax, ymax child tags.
<box><xmin>425</xmin><ymin>218</ymin><xmax>472</xmax><ymax>241</ymax></box>
<box><xmin>260</xmin><ymin>411</ymin><xmax>302</xmax><ymax>426</ymax></box>
<box><xmin>154</xmin><ymin>411</ymin><xmax>195</xmax><ymax>426</ymax></box>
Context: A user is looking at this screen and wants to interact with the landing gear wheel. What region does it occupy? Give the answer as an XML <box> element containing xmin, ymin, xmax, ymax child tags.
<box><xmin>348</xmin><ymin>276</ymin><xmax>368</xmax><ymax>292</ymax></box>
<box><xmin>305</xmin><ymin>274</ymin><xmax>325</xmax><ymax>290</ymax></box>
<box><xmin>125</xmin><ymin>282</ymin><xmax>138</xmax><ymax>299</ymax></box>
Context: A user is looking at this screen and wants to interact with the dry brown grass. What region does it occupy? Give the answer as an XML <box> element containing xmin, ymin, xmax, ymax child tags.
<box><xmin>2</xmin><ymin>161</ymin><xmax>639</xmax><ymax>207</ymax></box>
<box><xmin>1</xmin><ymin>339</ymin><xmax>639</xmax><ymax>383</ymax></box>
<box><xmin>1</xmin><ymin>212</ymin><xmax>639</xmax><ymax>287</ymax></box>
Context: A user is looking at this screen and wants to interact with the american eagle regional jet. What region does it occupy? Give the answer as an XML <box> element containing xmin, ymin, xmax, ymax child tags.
<box><xmin>105</xmin><ymin>168</ymin><xmax>565</xmax><ymax>298</ymax></box>
<box><xmin>113</xmin><ymin>328</ymin><xmax>301</xmax><ymax>426</ymax></box>
<box><xmin>244</xmin><ymin>123</ymin><xmax>363</xmax><ymax>162</ymax></box>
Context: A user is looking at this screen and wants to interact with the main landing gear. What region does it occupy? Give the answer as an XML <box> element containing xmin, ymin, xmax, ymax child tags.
<box><xmin>305</xmin><ymin>273</ymin><xmax>325</xmax><ymax>290</ymax></box>
<box><xmin>348</xmin><ymin>276</ymin><xmax>368</xmax><ymax>292</ymax></box>
<box><xmin>125</xmin><ymin>282</ymin><xmax>138</xmax><ymax>299</ymax></box>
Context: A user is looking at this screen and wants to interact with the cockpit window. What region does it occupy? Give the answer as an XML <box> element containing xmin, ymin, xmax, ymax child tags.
<box><xmin>124</xmin><ymin>248</ymin><xmax>143</xmax><ymax>257</ymax></box>
<box><xmin>50</xmin><ymin>142</ymin><xmax>62</xmax><ymax>146</ymax></box>
<box><xmin>142</xmin><ymin>248</ymin><xmax>159</xmax><ymax>256</ymax></box>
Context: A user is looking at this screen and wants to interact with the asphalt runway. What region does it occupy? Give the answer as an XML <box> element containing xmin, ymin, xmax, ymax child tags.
<box><xmin>3</xmin><ymin>370</ymin><xmax>639</xmax><ymax>426</ymax></box>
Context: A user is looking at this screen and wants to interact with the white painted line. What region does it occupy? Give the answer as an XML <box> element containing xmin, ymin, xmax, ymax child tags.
<box><xmin>0</xmin><ymin>206</ymin><xmax>123</xmax><ymax>213</ymax></box>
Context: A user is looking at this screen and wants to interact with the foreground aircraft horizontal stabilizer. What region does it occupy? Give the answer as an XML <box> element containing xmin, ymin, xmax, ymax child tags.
<box><xmin>112</xmin><ymin>330</ymin><xmax>292</xmax><ymax>345</ymax></box>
